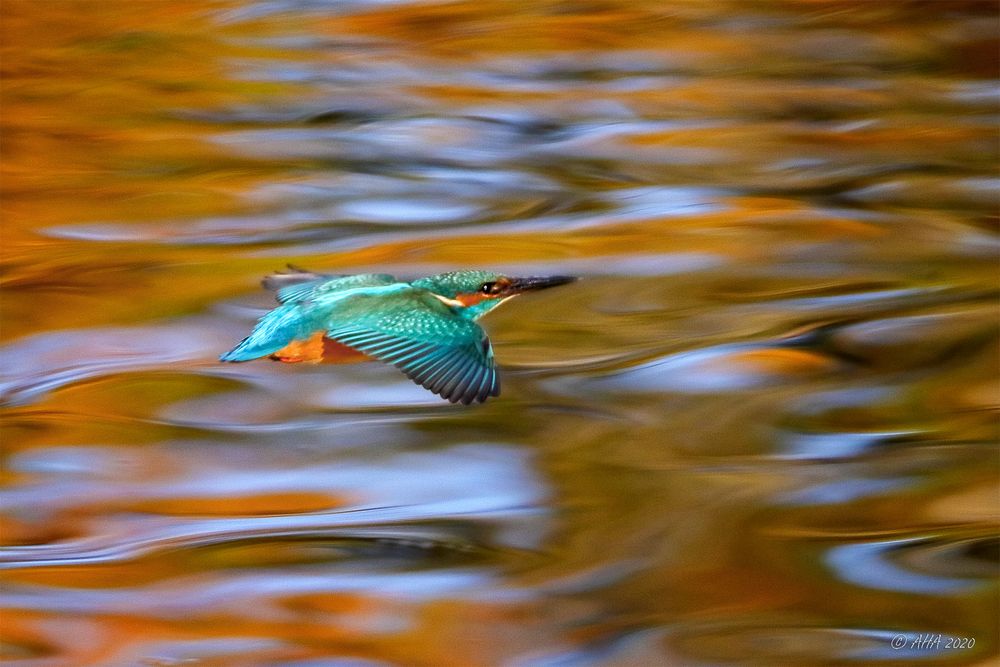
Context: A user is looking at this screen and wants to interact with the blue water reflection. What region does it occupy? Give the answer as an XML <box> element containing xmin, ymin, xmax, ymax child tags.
<box><xmin>826</xmin><ymin>539</ymin><xmax>983</xmax><ymax>596</ymax></box>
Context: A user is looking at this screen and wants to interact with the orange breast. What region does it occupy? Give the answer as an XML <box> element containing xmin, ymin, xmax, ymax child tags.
<box><xmin>271</xmin><ymin>332</ymin><xmax>371</xmax><ymax>364</ymax></box>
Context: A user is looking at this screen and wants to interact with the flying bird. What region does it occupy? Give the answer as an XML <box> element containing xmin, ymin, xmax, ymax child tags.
<box><xmin>220</xmin><ymin>267</ymin><xmax>576</xmax><ymax>404</ymax></box>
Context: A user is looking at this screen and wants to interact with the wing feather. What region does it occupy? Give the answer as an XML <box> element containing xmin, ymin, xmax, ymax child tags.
<box><xmin>325</xmin><ymin>288</ymin><xmax>498</xmax><ymax>404</ymax></box>
<box><xmin>452</xmin><ymin>360</ymin><xmax>481</xmax><ymax>405</ymax></box>
<box><xmin>436</xmin><ymin>353</ymin><xmax>474</xmax><ymax>398</ymax></box>
<box><xmin>409</xmin><ymin>351</ymin><xmax>454</xmax><ymax>385</ymax></box>
<box><xmin>273</xmin><ymin>272</ymin><xmax>396</xmax><ymax>304</ymax></box>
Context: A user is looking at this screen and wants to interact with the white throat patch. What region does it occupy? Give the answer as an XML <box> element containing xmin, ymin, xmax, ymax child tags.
<box><xmin>431</xmin><ymin>293</ymin><xmax>464</xmax><ymax>308</ymax></box>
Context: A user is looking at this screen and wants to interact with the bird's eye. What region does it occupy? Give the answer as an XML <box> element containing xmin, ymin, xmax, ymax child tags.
<box><xmin>480</xmin><ymin>282</ymin><xmax>496</xmax><ymax>295</ymax></box>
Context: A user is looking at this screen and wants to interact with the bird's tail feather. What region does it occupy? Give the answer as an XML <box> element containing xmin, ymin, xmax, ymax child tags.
<box><xmin>220</xmin><ymin>304</ymin><xmax>313</xmax><ymax>362</ymax></box>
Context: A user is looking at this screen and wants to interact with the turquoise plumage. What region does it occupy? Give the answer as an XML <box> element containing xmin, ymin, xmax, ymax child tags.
<box><xmin>221</xmin><ymin>268</ymin><xmax>575</xmax><ymax>404</ymax></box>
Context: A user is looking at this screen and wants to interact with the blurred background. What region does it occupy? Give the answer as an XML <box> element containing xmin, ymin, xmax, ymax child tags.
<box><xmin>1</xmin><ymin>1</ymin><xmax>997</xmax><ymax>665</ymax></box>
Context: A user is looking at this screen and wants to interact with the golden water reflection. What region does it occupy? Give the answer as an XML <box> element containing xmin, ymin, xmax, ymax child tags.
<box><xmin>1</xmin><ymin>1</ymin><xmax>997</xmax><ymax>665</ymax></box>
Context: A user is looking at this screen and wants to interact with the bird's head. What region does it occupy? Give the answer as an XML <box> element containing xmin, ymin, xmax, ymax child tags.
<box><xmin>412</xmin><ymin>270</ymin><xmax>576</xmax><ymax>319</ymax></box>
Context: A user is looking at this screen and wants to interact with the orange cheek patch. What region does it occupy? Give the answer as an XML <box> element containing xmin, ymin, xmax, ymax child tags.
<box><xmin>271</xmin><ymin>332</ymin><xmax>371</xmax><ymax>364</ymax></box>
<box><xmin>455</xmin><ymin>292</ymin><xmax>493</xmax><ymax>306</ymax></box>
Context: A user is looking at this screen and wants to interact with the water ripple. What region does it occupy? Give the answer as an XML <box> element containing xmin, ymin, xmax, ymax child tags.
<box><xmin>826</xmin><ymin>537</ymin><xmax>985</xmax><ymax>596</ymax></box>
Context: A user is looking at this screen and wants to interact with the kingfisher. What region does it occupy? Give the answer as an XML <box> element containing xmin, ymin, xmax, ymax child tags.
<box><xmin>220</xmin><ymin>267</ymin><xmax>576</xmax><ymax>404</ymax></box>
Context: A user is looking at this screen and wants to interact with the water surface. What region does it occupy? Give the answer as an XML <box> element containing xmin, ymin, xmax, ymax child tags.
<box><xmin>2</xmin><ymin>1</ymin><xmax>997</xmax><ymax>665</ymax></box>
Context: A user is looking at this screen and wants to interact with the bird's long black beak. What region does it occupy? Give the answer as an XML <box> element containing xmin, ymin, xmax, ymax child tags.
<box><xmin>507</xmin><ymin>275</ymin><xmax>578</xmax><ymax>293</ymax></box>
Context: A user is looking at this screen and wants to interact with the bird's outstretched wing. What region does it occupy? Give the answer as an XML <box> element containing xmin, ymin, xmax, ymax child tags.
<box><xmin>325</xmin><ymin>288</ymin><xmax>500</xmax><ymax>405</ymax></box>
<box><xmin>263</xmin><ymin>266</ymin><xmax>396</xmax><ymax>304</ymax></box>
